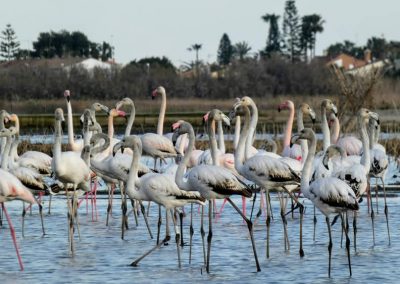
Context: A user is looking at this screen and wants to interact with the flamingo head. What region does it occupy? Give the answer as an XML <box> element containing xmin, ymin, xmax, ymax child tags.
<box><xmin>278</xmin><ymin>100</ymin><xmax>294</xmax><ymax>112</ymax></box>
<box><xmin>359</xmin><ymin>108</ymin><xmax>380</xmax><ymax>125</ymax></box>
<box><xmin>64</xmin><ymin>90</ymin><xmax>71</xmax><ymax>102</ymax></box>
<box><xmin>291</xmin><ymin>128</ymin><xmax>315</xmax><ymax>147</ymax></box>
<box><xmin>300</xmin><ymin>103</ymin><xmax>316</xmax><ymax>124</ymax></box>
<box><xmin>209</xmin><ymin>109</ymin><xmax>230</xmax><ymax>126</ymax></box>
<box><xmin>116</xmin><ymin>97</ymin><xmax>134</xmax><ymax>111</ymax></box>
<box><xmin>0</xmin><ymin>110</ymin><xmax>11</xmax><ymax>125</ymax></box>
<box><xmin>321</xmin><ymin>99</ymin><xmax>337</xmax><ymax>116</ymax></box>
<box><xmin>202</xmin><ymin>111</ymin><xmax>210</xmax><ymax>125</ymax></box>
<box><xmin>91</xmin><ymin>102</ymin><xmax>110</xmax><ymax>115</ymax></box>
<box><xmin>55</xmin><ymin>108</ymin><xmax>65</xmax><ymax>122</ymax></box>
<box><xmin>151</xmin><ymin>86</ymin><xmax>165</xmax><ymax>100</ymax></box>
<box><xmin>328</xmin><ymin>112</ymin><xmax>337</xmax><ymax>127</ymax></box>
<box><xmin>172</xmin><ymin>120</ymin><xmax>191</xmax><ymax>146</ymax></box>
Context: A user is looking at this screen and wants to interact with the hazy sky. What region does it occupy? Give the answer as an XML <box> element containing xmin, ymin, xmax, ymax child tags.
<box><xmin>1</xmin><ymin>0</ymin><xmax>398</xmax><ymax>66</ymax></box>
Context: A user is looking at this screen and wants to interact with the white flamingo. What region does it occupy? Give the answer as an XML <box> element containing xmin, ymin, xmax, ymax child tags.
<box><xmin>113</xmin><ymin>135</ymin><xmax>205</xmax><ymax>268</ymax></box>
<box><xmin>0</xmin><ymin>168</ymin><xmax>36</xmax><ymax>271</ymax></box>
<box><xmin>232</xmin><ymin>103</ymin><xmax>302</xmax><ymax>258</ymax></box>
<box><xmin>51</xmin><ymin>108</ymin><xmax>91</xmax><ymax>253</ymax></box>
<box><xmin>292</xmin><ymin>128</ymin><xmax>359</xmax><ymax>278</ymax></box>
<box><xmin>172</xmin><ymin>120</ymin><xmax>261</xmax><ymax>273</ymax></box>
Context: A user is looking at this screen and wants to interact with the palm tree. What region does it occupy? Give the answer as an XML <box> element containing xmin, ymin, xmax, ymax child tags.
<box><xmin>303</xmin><ymin>14</ymin><xmax>325</xmax><ymax>59</ymax></box>
<box><xmin>187</xmin><ymin>43</ymin><xmax>203</xmax><ymax>97</ymax></box>
<box><xmin>233</xmin><ymin>41</ymin><xmax>252</xmax><ymax>61</ymax></box>
<box><xmin>261</xmin><ymin>13</ymin><xmax>281</xmax><ymax>56</ymax></box>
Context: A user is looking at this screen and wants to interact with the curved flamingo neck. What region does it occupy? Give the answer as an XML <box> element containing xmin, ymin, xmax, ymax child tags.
<box><xmin>53</xmin><ymin>118</ymin><xmax>63</xmax><ymax>172</ymax></box>
<box><xmin>246</xmin><ymin>99</ymin><xmax>258</xmax><ymax>159</ymax></box>
<box><xmin>125</xmin><ymin>102</ymin><xmax>136</xmax><ymax>137</ymax></box>
<box><xmin>175</xmin><ymin>125</ymin><xmax>195</xmax><ymax>192</ymax></box>
<box><xmin>297</xmin><ymin>109</ymin><xmax>308</xmax><ymax>162</ymax></box>
<box><xmin>208</xmin><ymin>119</ymin><xmax>219</xmax><ymax>166</ymax></box>
<box><xmin>107</xmin><ymin>114</ymin><xmax>115</xmax><ymax>140</ymax></box>
<box><xmin>217</xmin><ymin>120</ymin><xmax>225</xmax><ymax>154</ymax></box>
<box><xmin>157</xmin><ymin>89</ymin><xmax>167</xmax><ymax>135</ymax></box>
<box><xmin>127</xmin><ymin>141</ymin><xmax>142</xmax><ymax>193</ymax></box>
<box><xmin>321</xmin><ymin>105</ymin><xmax>330</xmax><ymax>151</ymax></box>
<box><xmin>234</xmin><ymin>115</ymin><xmax>241</xmax><ymax>150</ymax></box>
<box><xmin>235</xmin><ymin>107</ymin><xmax>251</xmax><ymax>172</ymax></box>
<box><xmin>301</xmin><ymin>132</ymin><xmax>317</xmax><ymax>196</ymax></box>
<box><xmin>283</xmin><ymin>104</ymin><xmax>295</xmax><ymax>148</ymax></box>
<box><xmin>66</xmin><ymin>98</ymin><xmax>75</xmax><ymax>147</ymax></box>
<box><xmin>1</xmin><ymin>135</ymin><xmax>12</xmax><ymax>170</ymax></box>
<box><xmin>359</xmin><ymin>117</ymin><xmax>370</xmax><ymax>173</ymax></box>
<box><xmin>330</xmin><ymin>117</ymin><xmax>340</xmax><ymax>144</ymax></box>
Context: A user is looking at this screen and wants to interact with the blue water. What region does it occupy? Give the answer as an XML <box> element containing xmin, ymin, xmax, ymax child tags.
<box><xmin>0</xmin><ymin>193</ymin><xmax>399</xmax><ymax>283</ymax></box>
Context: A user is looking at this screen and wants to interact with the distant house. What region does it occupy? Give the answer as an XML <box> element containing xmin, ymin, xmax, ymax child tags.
<box><xmin>327</xmin><ymin>49</ymin><xmax>389</xmax><ymax>75</ymax></box>
<box><xmin>64</xmin><ymin>58</ymin><xmax>119</xmax><ymax>76</ymax></box>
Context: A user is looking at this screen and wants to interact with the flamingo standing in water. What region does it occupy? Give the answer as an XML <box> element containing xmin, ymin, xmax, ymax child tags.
<box><xmin>232</xmin><ymin>102</ymin><xmax>302</xmax><ymax>258</ymax></box>
<box><xmin>112</xmin><ymin>135</ymin><xmax>205</xmax><ymax>268</ymax></box>
<box><xmin>172</xmin><ymin>119</ymin><xmax>261</xmax><ymax>273</ymax></box>
<box><xmin>0</xmin><ymin>167</ymin><xmax>36</xmax><ymax>270</ymax></box>
<box><xmin>51</xmin><ymin>108</ymin><xmax>91</xmax><ymax>253</ymax></box>
<box><xmin>292</xmin><ymin>128</ymin><xmax>359</xmax><ymax>277</ymax></box>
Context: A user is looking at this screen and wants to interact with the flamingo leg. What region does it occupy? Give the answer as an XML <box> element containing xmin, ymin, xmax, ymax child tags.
<box><xmin>313</xmin><ymin>205</ymin><xmax>317</xmax><ymax>242</ymax></box>
<box><xmin>340</xmin><ymin>213</ymin><xmax>352</xmax><ymax>277</ymax></box>
<box><xmin>73</xmin><ymin>190</ymin><xmax>81</xmax><ymax>241</ymax></box>
<box><xmin>279</xmin><ymin>192</ymin><xmax>289</xmax><ymax>251</ymax></box>
<box><xmin>227</xmin><ymin>197</ymin><xmax>261</xmax><ymax>272</ymax></box>
<box><xmin>374</xmin><ymin>179</ymin><xmax>379</xmax><ymax>213</ymax></box>
<box><xmin>156</xmin><ymin>205</ymin><xmax>162</xmax><ymax>244</ymax></box>
<box><xmin>171</xmin><ymin>209</ymin><xmax>182</xmax><ymax>268</ymax></box>
<box><xmin>139</xmin><ymin>200</ymin><xmax>153</xmax><ymax>239</ymax></box>
<box><xmin>47</xmin><ymin>194</ymin><xmax>52</xmax><ymax>215</ymax></box>
<box><xmin>2</xmin><ymin>203</ymin><xmax>24</xmax><ymax>271</ymax></box>
<box><xmin>353</xmin><ymin>211</ymin><xmax>357</xmax><ymax>252</ymax></box>
<box><xmin>120</xmin><ymin>182</ymin><xmax>128</xmax><ymax>240</ymax></box>
<box><xmin>206</xmin><ymin>200</ymin><xmax>213</xmax><ymax>273</ymax></box>
<box><xmin>189</xmin><ymin>203</ymin><xmax>194</xmax><ymax>264</ymax></box>
<box><xmin>106</xmin><ymin>184</ymin><xmax>112</xmax><ymax>226</ymax></box>
<box><xmin>130</xmin><ymin>209</ymin><xmax>171</xmax><ymax>266</ymax></box>
<box><xmin>200</xmin><ymin>205</ymin><xmax>206</xmax><ymax>266</ymax></box>
<box><xmin>179</xmin><ymin>210</ymin><xmax>184</xmax><ymax>247</ymax></box>
<box><xmin>326</xmin><ymin>216</ymin><xmax>333</xmax><ymax>278</ymax></box>
<box><xmin>21</xmin><ymin>201</ymin><xmax>26</xmax><ymax>238</ymax></box>
<box><xmin>34</xmin><ymin>195</ymin><xmax>46</xmax><ymax>236</ymax></box>
<box><xmin>369</xmin><ymin>177</ymin><xmax>376</xmax><ymax>245</ymax></box>
<box><xmin>265</xmin><ymin>188</ymin><xmax>271</xmax><ymax>259</ymax></box>
<box><xmin>380</xmin><ymin>177</ymin><xmax>391</xmax><ymax>245</ymax></box>
<box><xmin>131</xmin><ymin>199</ymin><xmax>139</xmax><ymax>227</ymax></box>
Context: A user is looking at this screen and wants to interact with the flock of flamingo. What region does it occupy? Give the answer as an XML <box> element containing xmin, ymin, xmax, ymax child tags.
<box><xmin>0</xmin><ymin>86</ymin><xmax>391</xmax><ymax>278</ymax></box>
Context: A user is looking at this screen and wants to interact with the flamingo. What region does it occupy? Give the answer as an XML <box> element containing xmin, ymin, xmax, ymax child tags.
<box><xmin>232</xmin><ymin>102</ymin><xmax>302</xmax><ymax>258</ymax></box>
<box><xmin>112</xmin><ymin>135</ymin><xmax>205</xmax><ymax>268</ymax></box>
<box><xmin>172</xmin><ymin>120</ymin><xmax>261</xmax><ymax>273</ymax></box>
<box><xmin>329</xmin><ymin>112</ymin><xmax>363</xmax><ymax>156</ymax></box>
<box><xmin>279</xmin><ymin>100</ymin><xmax>301</xmax><ymax>161</ymax></box>
<box><xmin>292</xmin><ymin>128</ymin><xmax>359</xmax><ymax>277</ymax></box>
<box><xmin>51</xmin><ymin>108</ymin><xmax>91</xmax><ymax>253</ymax></box>
<box><xmin>0</xmin><ymin>126</ymin><xmax>46</xmax><ymax>236</ymax></box>
<box><xmin>321</xmin><ymin>108</ymin><xmax>379</xmax><ymax>250</ymax></box>
<box><xmin>0</xmin><ymin>109</ymin><xmax>11</xmax><ymax>158</ymax></box>
<box><xmin>368</xmin><ymin>117</ymin><xmax>390</xmax><ymax>245</ymax></box>
<box><xmin>64</xmin><ymin>90</ymin><xmax>109</xmax><ymax>152</ymax></box>
<box><xmin>0</xmin><ymin>168</ymin><xmax>36</xmax><ymax>270</ymax></box>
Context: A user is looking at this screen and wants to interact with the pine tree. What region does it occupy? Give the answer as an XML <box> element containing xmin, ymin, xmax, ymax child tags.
<box><xmin>0</xmin><ymin>24</ymin><xmax>20</xmax><ymax>61</ymax></box>
<box><xmin>282</xmin><ymin>0</ymin><xmax>301</xmax><ymax>63</ymax></box>
<box><xmin>217</xmin><ymin>33</ymin><xmax>233</xmax><ymax>66</ymax></box>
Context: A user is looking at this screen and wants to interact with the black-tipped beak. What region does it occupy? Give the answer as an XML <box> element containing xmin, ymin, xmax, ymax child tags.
<box><xmin>61</xmin><ymin>120</ymin><xmax>66</xmax><ymax>130</ymax></box>
<box><xmin>172</xmin><ymin>131</ymin><xmax>179</xmax><ymax>147</ymax></box>
<box><xmin>377</xmin><ymin>119</ymin><xmax>380</xmax><ymax>125</ymax></box>
<box><xmin>312</xmin><ymin>118</ymin><xmax>316</xmax><ymax>124</ymax></box>
<box><xmin>323</xmin><ymin>163</ymin><xmax>329</xmax><ymax>170</ymax></box>
<box><xmin>290</xmin><ymin>141</ymin><xmax>293</xmax><ymax>148</ymax></box>
<box><xmin>151</xmin><ymin>95</ymin><xmax>156</xmax><ymax>100</ymax></box>
<box><xmin>278</xmin><ymin>107</ymin><xmax>281</xmax><ymax>113</ymax></box>
<box><xmin>66</xmin><ymin>96</ymin><xmax>70</xmax><ymax>103</ymax></box>
<box><xmin>121</xmin><ymin>146</ymin><xmax>125</xmax><ymax>154</ymax></box>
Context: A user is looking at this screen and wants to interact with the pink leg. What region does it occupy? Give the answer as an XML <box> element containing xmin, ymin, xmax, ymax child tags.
<box><xmin>217</xmin><ymin>199</ymin><xmax>228</xmax><ymax>216</ymax></box>
<box><xmin>2</xmin><ymin>203</ymin><xmax>24</xmax><ymax>271</ymax></box>
<box><xmin>261</xmin><ymin>191</ymin><xmax>267</xmax><ymax>217</ymax></box>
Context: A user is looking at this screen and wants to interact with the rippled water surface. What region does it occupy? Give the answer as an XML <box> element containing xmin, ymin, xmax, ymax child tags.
<box><xmin>1</xmin><ymin>193</ymin><xmax>400</xmax><ymax>283</ymax></box>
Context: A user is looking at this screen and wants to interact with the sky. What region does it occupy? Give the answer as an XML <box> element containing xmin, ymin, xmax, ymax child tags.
<box><xmin>0</xmin><ymin>0</ymin><xmax>398</xmax><ymax>66</ymax></box>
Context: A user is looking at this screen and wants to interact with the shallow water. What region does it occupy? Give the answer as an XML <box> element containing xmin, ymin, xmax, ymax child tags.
<box><xmin>1</xmin><ymin>192</ymin><xmax>399</xmax><ymax>283</ymax></box>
